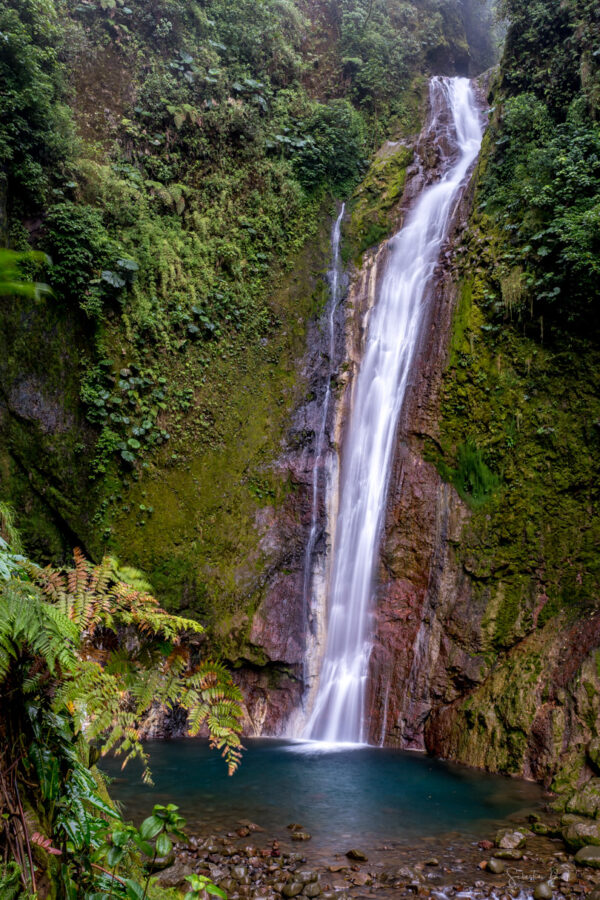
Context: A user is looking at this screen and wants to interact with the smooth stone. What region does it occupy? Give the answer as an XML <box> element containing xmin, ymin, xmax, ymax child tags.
<box><xmin>351</xmin><ymin>872</ymin><xmax>372</xmax><ymax>886</ymax></box>
<box><xmin>575</xmin><ymin>845</ymin><xmax>600</xmax><ymax>868</ymax></box>
<box><xmin>291</xmin><ymin>832</ymin><xmax>312</xmax><ymax>842</ymax></box>
<box><xmin>232</xmin><ymin>866</ymin><xmax>248</xmax><ymax>880</ymax></box>
<box><xmin>488</xmin><ymin>859</ymin><xmax>506</xmax><ymax>874</ymax></box>
<box><xmin>532</xmin><ymin>822</ymin><xmax>556</xmax><ymax>836</ymax></box>
<box><xmin>303</xmin><ymin>884</ymin><xmax>321</xmax><ymax>898</ymax></box>
<box><xmin>154</xmin><ymin>859</ymin><xmax>195</xmax><ymax>886</ymax></box>
<box><xmin>425</xmin><ymin>858</ymin><xmax>439</xmax><ymax>866</ymax></box>
<box><xmin>296</xmin><ymin>871</ymin><xmax>317</xmax><ymax>884</ymax></box>
<box><xmin>533</xmin><ymin>882</ymin><xmax>553</xmax><ymax>899</ymax></box>
<box><xmin>148</xmin><ymin>850</ymin><xmax>176</xmax><ymax>871</ymax></box>
<box><xmin>495</xmin><ymin>829</ymin><xmax>528</xmax><ymax>850</ymax></box>
<box><xmin>494</xmin><ymin>849</ymin><xmax>524</xmax><ymax>860</ymax></box>
<box><xmin>346</xmin><ymin>848</ymin><xmax>368</xmax><ymax>861</ymax></box>
<box><xmin>282</xmin><ymin>883</ymin><xmax>304</xmax><ymax>898</ymax></box>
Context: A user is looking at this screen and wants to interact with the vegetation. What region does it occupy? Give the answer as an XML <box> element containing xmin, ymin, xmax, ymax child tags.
<box><xmin>0</xmin><ymin>0</ymin><xmax>492</xmax><ymax>639</ymax></box>
<box><xmin>0</xmin><ymin>530</ymin><xmax>241</xmax><ymax>895</ymax></box>
<box><xmin>432</xmin><ymin>0</ymin><xmax>600</xmax><ymax>680</ymax></box>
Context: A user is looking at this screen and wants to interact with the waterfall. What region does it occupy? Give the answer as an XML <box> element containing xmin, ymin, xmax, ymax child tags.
<box><xmin>303</xmin><ymin>76</ymin><xmax>483</xmax><ymax>744</ymax></box>
<box><xmin>301</xmin><ymin>203</ymin><xmax>345</xmax><ymax>627</ymax></box>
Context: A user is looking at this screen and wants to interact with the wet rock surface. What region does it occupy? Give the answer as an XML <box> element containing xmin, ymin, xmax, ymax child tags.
<box><xmin>154</xmin><ymin>810</ymin><xmax>600</xmax><ymax>900</ymax></box>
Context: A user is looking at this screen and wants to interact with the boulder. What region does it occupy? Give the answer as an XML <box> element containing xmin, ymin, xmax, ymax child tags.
<box><xmin>575</xmin><ymin>845</ymin><xmax>600</xmax><ymax>868</ymax></box>
<box><xmin>562</xmin><ymin>819</ymin><xmax>600</xmax><ymax>850</ymax></box>
<box><xmin>566</xmin><ymin>779</ymin><xmax>600</xmax><ymax>818</ymax></box>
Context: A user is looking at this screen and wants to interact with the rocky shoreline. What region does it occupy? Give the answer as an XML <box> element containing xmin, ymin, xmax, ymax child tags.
<box><xmin>154</xmin><ymin>810</ymin><xmax>600</xmax><ymax>900</ymax></box>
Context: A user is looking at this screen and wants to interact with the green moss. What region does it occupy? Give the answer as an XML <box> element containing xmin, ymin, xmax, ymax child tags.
<box><xmin>346</xmin><ymin>142</ymin><xmax>414</xmax><ymax>262</ymax></box>
<box><xmin>107</xmin><ymin>215</ymin><xmax>333</xmax><ymax>653</ymax></box>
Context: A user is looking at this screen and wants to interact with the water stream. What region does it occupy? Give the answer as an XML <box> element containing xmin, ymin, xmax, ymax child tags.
<box><xmin>303</xmin><ymin>76</ymin><xmax>483</xmax><ymax>743</ymax></box>
<box><xmin>299</xmin><ymin>204</ymin><xmax>345</xmax><ymax>697</ymax></box>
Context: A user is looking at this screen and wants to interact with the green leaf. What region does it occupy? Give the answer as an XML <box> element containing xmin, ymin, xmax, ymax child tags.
<box><xmin>139</xmin><ymin>815</ymin><xmax>163</xmax><ymax>840</ymax></box>
<box><xmin>125</xmin><ymin>879</ymin><xmax>145</xmax><ymax>900</ymax></box>
<box><xmin>156</xmin><ymin>832</ymin><xmax>172</xmax><ymax>857</ymax></box>
<box><xmin>106</xmin><ymin>845</ymin><xmax>124</xmax><ymax>867</ymax></box>
<box><xmin>101</xmin><ymin>270</ymin><xmax>126</xmax><ymax>289</ymax></box>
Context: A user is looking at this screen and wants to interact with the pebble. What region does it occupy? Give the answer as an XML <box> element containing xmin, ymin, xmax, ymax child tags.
<box><xmin>487</xmin><ymin>858</ymin><xmax>506</xmax><ymax>874</ymax></box>
<box><xmin>282</xmin><ymin>882</ymin><xmax>304</xmax><ymax>897</ymax></box>
<box><xmin>533</xmin><ymin>882</ymin><xmax>553</xmax><ymax>899</ymax></box>
<box><xmin>346</xmin><ymin>848</ymin><xmax>368</xmax><ymax>861</ymax></box>
<box><xmin>291</xmin><ymin>831</ymin><xmax>312</xmax><ymax>841</ymax></box>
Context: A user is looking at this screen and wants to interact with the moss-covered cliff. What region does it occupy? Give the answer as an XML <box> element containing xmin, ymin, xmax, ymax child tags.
<box><xmin>0</xmin><ymin>0</ymin><xmax>490</xmax><ymax>665</ymax></box>
<box><xmin>368</xmin><ymin>0</ymin><xmax>600</xmax><ymax>802</ymax></box>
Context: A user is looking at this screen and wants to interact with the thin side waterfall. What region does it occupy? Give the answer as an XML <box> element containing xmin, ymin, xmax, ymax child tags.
<box><xmin>303</xmin><ymin>76</ymin><xmax>483</xmax><ymax>744</ymax></box>
<box><xmin>301</xmin><ymin>203</ymin><xmax>345</xmax><ymax>625</ymax></box>
<box><xmin>297</xmin><ymin>204</ymin><xmax>345</xmax><ymax>710</ymax></box>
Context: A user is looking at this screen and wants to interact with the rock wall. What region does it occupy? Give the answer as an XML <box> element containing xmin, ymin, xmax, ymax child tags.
<box><xmin>358</xmin><ymin>74</ymin><xmax>600</xmax><ymax>809</ymax></box>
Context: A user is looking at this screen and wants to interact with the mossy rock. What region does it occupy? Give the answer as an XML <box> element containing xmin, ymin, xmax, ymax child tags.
<box><xmin>566</xmin><ymin>779</ymin><xmax>600</xmax><ymax>819</ymax></box>
<box><xmin>563</xmin><ymin>819</ymin><xmax>600</xmax><ymax>851</ymax></box>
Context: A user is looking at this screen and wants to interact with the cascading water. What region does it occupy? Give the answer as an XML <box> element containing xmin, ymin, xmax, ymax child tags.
<box><xmin>301</xmin><ymin>203</ymin><xmax>345</xmax><ymax>628</ymax></box>
<box><xmin>303</xmin><ymin>76</ymin><xmax>483</xmax><ymax>744</ymax></box>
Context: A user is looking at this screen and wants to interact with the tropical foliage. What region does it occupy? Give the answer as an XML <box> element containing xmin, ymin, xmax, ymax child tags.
<box><xmin>0</xmin><ymin>532</ymin><xmax>242</xmax><ymax>896</ymax></box>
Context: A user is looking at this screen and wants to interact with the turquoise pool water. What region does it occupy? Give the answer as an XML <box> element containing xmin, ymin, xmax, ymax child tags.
<box><xmin>103</xmin><ymin>739</ymin><xmax>543</xmax><ymax>850</ymax></box>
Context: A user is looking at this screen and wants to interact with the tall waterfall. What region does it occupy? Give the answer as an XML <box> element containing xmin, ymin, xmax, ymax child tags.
<box><xmin>303</xmin><ymin>76</ymin><xmax>483</xmax><ymax>743</ymax></box>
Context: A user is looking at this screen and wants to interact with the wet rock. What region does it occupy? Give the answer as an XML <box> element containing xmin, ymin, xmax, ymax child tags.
<box><xmin>296</xmin><ymin>870</ymin><xmax>317</xmax><ymax>884</ymax></box>
<box><xmin>350</xmin><ymin>872</ymin><xmax>372</xmax><ymax>886</ymax></box>
<box><xmin>303</xmin><ymin>883</ymin><xmax>321</xmax><ymax>898</ymax></box>
<box><xmin>148</xmin><ymin>850</ymin><xmax>176</xmax><ymax>871</ymax></box>
<box><xmin>154</xmin><ymin>858</ymin><xmax>195</xmax><ymax>887</ymax></box>
<box><xmin>346</xmin><ymin>848</ymin><xmax>368</xmax><ymax>861</ymax></box>
<box><xmin>558</xmin><ymin>864</ymin><xmax>576</xmax><ymax>883</ymax></box>
<box><xmin>291</xmin><ymin>832</ymin><xmax>312</xmax><ymax>842</ymax></box>
<box><xmin>478</xmin><ymin>840</ymin><xmax>494</xmax><ymax>850</ymax></box>
<box><xmin>232</xmin><ymin>866</ymin><xmax>248</xmax><ymax>881</ymax></box>
<box><xmin>533</xmin><ymin>882</ymin><xmax>553</xmax><ymax>899</ymax></box>
<box><xmin>563</xmin><ymin>819</ymin><xmax>600</xmax><ymax>850</ymax></box>
<box><xmin>567</xmin><ymin>779</ymin><xmax>600</xmax><ymax>818</ymax></box>
<box><xmin>494</xmin><ymin>849</ymin><xmax>524</xmax><ymax>860</ymax></box>
<box><xmin>532</xmin><ymin>822</ymin><xmax>558</xmax><ymax>836</ymax></box>
<box><xmin>282</xmin><ymin>882</ymin><xmax>304</xmax><ymax>897</ymax></box>
<box><xmin>575</xmin><ymin>846</ymin><xmax>600</xmax><ymax>868</ymax></box>
<box><xmin>588</xmin><ymin>739</ymin><xmax>600</xmax><ymax>773</ymax></box>
<box><xmin>495</xmin><ymin>829</ymin><xmax>528</xmax><ymax>850</ymax></box>
<box><xmin>425</xmin><ymin>858</ymin><xmax>439</xmax><ymax>866</ymax></box>
<box><xmin>487</xmin><ymin>859</ymin><xmax>506</xmax><ymax>874</ymax></box>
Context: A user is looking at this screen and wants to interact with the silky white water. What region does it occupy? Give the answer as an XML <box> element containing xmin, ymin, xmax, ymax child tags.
<box><xmin>301</xmin><ymin>203</ymin><xmax>345</xmax><ymax>634</ymax></box>
<box><xmin>303</xmin><ymin>76</ymin><xmax>483</xmax><ymax>743</ymax></box>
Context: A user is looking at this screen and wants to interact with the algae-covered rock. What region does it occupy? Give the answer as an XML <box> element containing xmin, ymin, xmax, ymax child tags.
<box><xmin>588</xmin><ymin>739</ymin><xmax>600</xmax><ymax>774</ymax></box>
<box><xmin>566</xmin><ymin>779</ymin><xmax>600</xmax><ymax>818</ymax></box>
<box><xmin>495</xmin><ymin>828</ymin><xmax>529</xmax><ymax>850</ymax></box>
<box><xmin>575</xmin><ymin>845</ymin><xmax>600</xmax><ymax>868</ymax></box>
<box><xmin>562</xmin><ymin>819</ymin><xmax>600</xmax><ymax>850</ymax></box>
